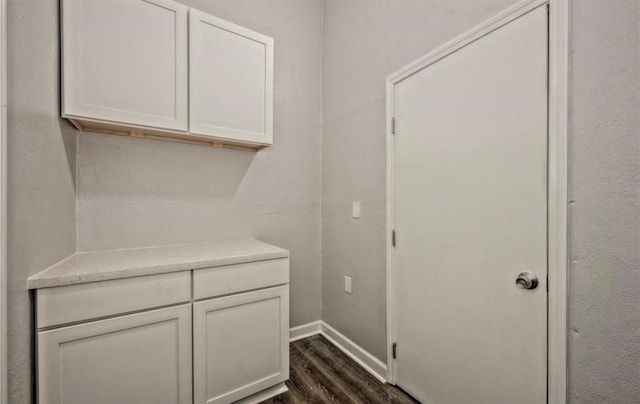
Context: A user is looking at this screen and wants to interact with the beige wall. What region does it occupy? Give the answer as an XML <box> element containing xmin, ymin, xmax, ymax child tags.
<box><xmin>76</xmin><ymin>0</ymin><xmax>324</xmax><ymax>328</ymax></box>
<box><xmin>7</xmin><ymin>0</ymin><xmax>77</xmax><ymax>402</ymax></box>
<box><xmin>321</xmin><ymin>0</ymin><xmax>520</xmax><ymax>362</ymax></box>
<box><xmin>321</xmin><ymin>0</ymin><xmax>640</xmax><ymax>402</ymax></box>
<box><xmin>8</xmin><ymin>0</ymin><xmax>324</xmax><ymax>403</ymax></box>
<box><xmin>6</xmin><ymin>1</ymin><xmax>639</xmax><ymax>403</ymax></box>
<box><xmin>568</xmin><ymin>1</ymin><xmax>639</xmax><ymax>402</ymax></box>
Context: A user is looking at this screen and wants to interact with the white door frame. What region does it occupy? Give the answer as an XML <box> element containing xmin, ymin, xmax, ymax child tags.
<box><xmin>385</xmin><ymin>0</ymin><xmax>569</xmax><ymax>402</ymax></box>
<box><xmin>0</xmin><ymin>0</ymin><xmax>6</xmax><ymax>401</ymax></box>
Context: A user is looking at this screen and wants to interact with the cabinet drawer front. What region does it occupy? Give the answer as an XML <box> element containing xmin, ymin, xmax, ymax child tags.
<box><xmin>193</xmin><ymin>286</ymin><xmax>289</xmax><ymax>404</ymax></box>
<box><xmin>38</xmin><ymin>304</ymin><xmax>192</xmax><ymax>404</ymax></box>
<box><xmin>193</xmin><ymin>258</ymin><xmax>289</xmax><ymax>300</ymax></box>
<box><xmin>37</xmin><ymin>271</ymin><xmax>191</xmax><ymax>329</ymax></box>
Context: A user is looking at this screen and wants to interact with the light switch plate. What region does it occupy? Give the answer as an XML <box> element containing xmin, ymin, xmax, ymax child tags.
<box><xmin>352</xmin><ymin>201</ymin><xmax>360</xmax><ymax>219</ymax></box>
<box><xmin>345</xmin><ymin>276</ymin><xmax>352</xmax><ymax>294</ymax></box>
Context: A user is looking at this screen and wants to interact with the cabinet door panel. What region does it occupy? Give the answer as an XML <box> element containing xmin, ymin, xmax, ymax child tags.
<box><xmin>189</xmin><ymin>9</ymin><xmax>274</xmax><ymax>146</ymax></box>
<box><xmin>194</xmin><ymin>286</ymin><xmax>289</xmax><ymax>404</ymax></box>
<box><xmin>62</xmin><ymin>0</ymin><xmax>188</xmax><ymax>131</ymax></box>
<box><xmin>38</xmin><ymin>304</ymin><xmax>192</xmax><ymax>404</ymax></box>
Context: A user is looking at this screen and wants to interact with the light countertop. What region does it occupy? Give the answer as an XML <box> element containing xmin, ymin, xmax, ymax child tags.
<box><xmin>28</xmin><ymin>239</ymin><xmax>289</xmax><ymax>289</ymax></box>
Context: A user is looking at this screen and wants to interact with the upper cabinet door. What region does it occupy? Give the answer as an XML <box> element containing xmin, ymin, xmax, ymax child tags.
<box><xmin>62</xmin><ymin>0</ymin><xmax>189</xmax><ymax>131</ymax></box>
<box><xmin>189</xmin><ymin>9</ymin><xmax>274</xmax><ymax>147</ymax></box>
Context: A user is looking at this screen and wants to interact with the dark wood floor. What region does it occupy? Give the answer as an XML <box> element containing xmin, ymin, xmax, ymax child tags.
<box><xmin>264</xmin><ymin>335</ymin><xmax>418</xmax><ymax>404</ymax></box>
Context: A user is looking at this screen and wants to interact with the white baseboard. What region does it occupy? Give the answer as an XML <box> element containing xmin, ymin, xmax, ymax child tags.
<box><xmin>236</xmin><ymin>382</ymin><xmax>288</xmax><ymax>404</ymax></box>
<box><xmin>289</xmin><ymin>321</ymin><xmax>388</xmax><ymax>383</ymax></box>
<box><xmin>289</xmin><ymin>320</ymin><xmax>322</xmax><ymax>342</ymax></box>
<box><xmin>319</xmin><ymin>322</ymin><xmax>388</xmax><ymax>383</ymax></box>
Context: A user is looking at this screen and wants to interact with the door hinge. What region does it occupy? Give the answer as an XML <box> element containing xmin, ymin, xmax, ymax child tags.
<box><xmin>392</xmin><ymin>342</ymin><xmax>397</xmax><ymax>359</ymax></box>
<box><xmin>546</xmin><ymin>274</ymin><xmax>549</xmax><ymax>292</ymax></box>
<box><xmin>392</xmin><ymin>230</ymin><xmax>396</xmax><ymax>247</ymax></box>
<box><xmin>392</xmin><ymin>117</ymin><xmax>396</xmax><ymax>135</ymax></box>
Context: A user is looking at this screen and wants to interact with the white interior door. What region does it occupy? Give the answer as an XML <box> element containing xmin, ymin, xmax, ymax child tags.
<box><xmin>392</xmin><ymin>6</ymin><xmax>548</xmax><ymax>403</ymax></box>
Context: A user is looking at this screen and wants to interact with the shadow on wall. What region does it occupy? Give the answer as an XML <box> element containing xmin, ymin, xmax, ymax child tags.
<box><xmin>77</xmin><ymin>131</ymin><xmax>256</xmax><ymax>197</ymax></box>
<box><xmin>59</xmin><ymin>119</ymin><xmax>78</xmax><ymax>192</ymax></box>
<box><xmin>76</xmin><ymin>131</ymin><xmax>258</xmax><ymax>250</ymax></box>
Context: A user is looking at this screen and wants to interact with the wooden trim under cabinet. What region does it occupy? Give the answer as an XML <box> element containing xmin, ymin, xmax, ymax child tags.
<box><xmin>66</xmin><ymin>117</ymin><xmax>270</xmax><ymax>151</ymax></box>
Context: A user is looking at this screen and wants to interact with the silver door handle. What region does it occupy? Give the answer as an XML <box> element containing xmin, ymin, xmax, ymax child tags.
<box><xmin>515</xmin><ymin>272</ymin><xmax>538</xmax><ymax>290</ymax></box>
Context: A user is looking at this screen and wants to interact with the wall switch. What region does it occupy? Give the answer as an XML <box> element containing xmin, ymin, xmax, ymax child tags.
<box><xmin>352</xmin><ymin>201</ymin><xmax>360</xmax><ymax>219</ymax></box>
<box><xmin>345</xmin><ymin>276</ymin><xmax>352</xmax><ymax>294</ymax></box>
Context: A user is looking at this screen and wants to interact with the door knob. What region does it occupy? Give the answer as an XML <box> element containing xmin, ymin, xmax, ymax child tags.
<box><xmin>515</xmin><ymin>272</ymin><xmax>538</xmax><ymax>290</ymax></box>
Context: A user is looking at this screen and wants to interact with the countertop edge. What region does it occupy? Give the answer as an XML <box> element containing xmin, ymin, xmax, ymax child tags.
<box><xmin>27</xmin><ymin>240</ymin><xmax>290</xmax><ymax>290</ymax></box>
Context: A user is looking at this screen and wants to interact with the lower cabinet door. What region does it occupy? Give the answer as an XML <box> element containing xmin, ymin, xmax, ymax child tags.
<box><xmin>194</xmin><ymin>285</ymin><xmax>290</xmax><ymax>404</ymax></box>
<box><xmin>37</xmin><ymin>304</ymin><xmax>193</xmax><ymax>404</ymax></box>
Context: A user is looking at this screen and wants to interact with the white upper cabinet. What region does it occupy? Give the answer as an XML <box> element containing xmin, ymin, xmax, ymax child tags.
<box><xmin>61</xmin><ymin>0</ymin><xmax>274</xmax><ymax>149</ymax></box>
<box><xmin>189</xmin><ymin>9</ymin><xmax>274</xmax><ymax>147</ymax></box>
<box><xmin>61</xmin><ymin>0</ymin><xmax>189</xmax><ymax>132</ymax></box>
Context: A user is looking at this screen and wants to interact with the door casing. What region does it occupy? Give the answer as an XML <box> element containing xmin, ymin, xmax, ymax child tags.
<box><xmin>0</xmin><ymin>0</ymin><xmax>6</xmax><ymax>401</ymax></box>
<box><xmin>384</xmin><ymin>0</ymin><xmax>569</xmax><ymax>402</ymax></box>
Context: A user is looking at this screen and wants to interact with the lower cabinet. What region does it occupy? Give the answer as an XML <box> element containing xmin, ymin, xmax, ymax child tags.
<box><xmin>193</xmin><ymin>285</ymin><xmax>290</xmax><ymax>404</ymax></box>
<box><xmin>37</xmin><ymin>304</ymin><xmax>193</xmax><ymax>404</ymax></box>
<box><xmin>34</xmin><ymin>255</ymin><xmax>291</xmax><ymax>404</ymax></box>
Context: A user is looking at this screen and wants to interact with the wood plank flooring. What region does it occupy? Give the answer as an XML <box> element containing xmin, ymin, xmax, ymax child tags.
<box><xmin>263</xmin><ymin>335</ymin><xmax>418</xmax><ymax>404</ymax></box>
